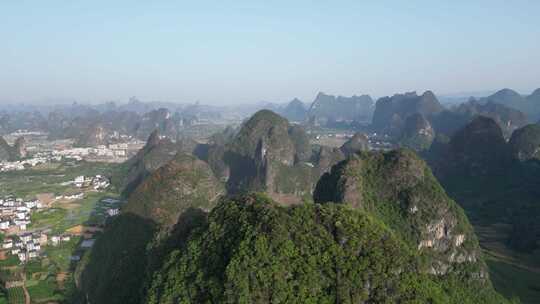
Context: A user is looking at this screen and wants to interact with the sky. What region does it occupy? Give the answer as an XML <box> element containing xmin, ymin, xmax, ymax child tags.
<box><xmin>1</xmin><ymin>1</ymin><xmax>539</xmax><ymax>105</ymax></box>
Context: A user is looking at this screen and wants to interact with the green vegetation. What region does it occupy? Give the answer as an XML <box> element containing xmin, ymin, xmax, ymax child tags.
<box><xmin>6</xmin><ymin>287</ymin><xmax>24</xmax><ymax>304</ymax></box>
<box><xmin>426</xmin><ymin>117</ymin><xmax>540</xmax><ymax>303</ymax></box>
<box><xmin>79</xmin><ymin>214</ymin><xmax>156</xmax><ymax>304</ymax></box>
<box><xmin>46</xmin><ymin>238</ymin><xmax>81</xmax><ymax>272</ymax></box>
<box><xmin>509</xmin><ymin>124</ymin><xmax>540</xmax><ymax>161</ymax></box>
<box><xmin>147</xmin><ymin>194</ymin><xmax>509</xmax><ymax>304</ymax></box>
<box><xmin>28</xmin><ymin>191</ymin><xmax>116</xmax><ymax>234</ymax></box>
<box><xmin>273</xmin><ymin>163</ymin><xmax>315</xmax><ymax>196</ymax></box>
<box><xmin>0</xmin><ymin>160</ymin><xmax>124</xmax><ymax>304</ymax></box>
<box><xmin>399</xmin><ymin>113</ymin><xmax>434</xmax><ymax>151</ymax></box>
<box><xmin>0</xmin><ymin>256</ymin><xmax>19</xmax><ymax>268</ymax></box>
<box><xmin>314</xmin><ymin>149</ymin><xmax>479</xmax><ymax>274</ymax></box>
<box><xmin>441</xmin><ymin>167</ymin><xmax>540</xmax><ymax>304</ymax></box>
<box><xmin>0</xmin><ymin>161</ymin><xmax>121</xmax><ymax>198</ymax></box>
<box><xmin>487</xmin><ymin>256</ymin><xmax>540</xmax><ymax>304</ymax></box>
<box><xmin>77</xmin><ymin>113</ymin><xmax>517</xmax><ymax>303</ymax></box>
<box><xmin>29</xmin><ymin>208</ymin><xmax>67</xmax><ymax>230</ymax></box>
<box><xmin>124</xmin><ymin>153</ymin><xmax>224</xmax><ymax>227</ymax></box>
<box><xmin>27</xmin><ymin>279</ymin><xmax>61</xmax><ymax>302</ymax></box>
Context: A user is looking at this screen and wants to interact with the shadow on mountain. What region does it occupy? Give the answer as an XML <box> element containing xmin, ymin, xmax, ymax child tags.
<box><xmin>223</xmin><ymin>150</ymin><xmax>259</xmax><ymax>194</ymax></box>
<box><xmin>77</xmin><ymin>213</ymin><xmax>157</xmax><ymax>304</ymax></box>
<box><xmin>74</xmin><ymin>207</ymin><xmax>209</xmax><ymax>304</ymax></box>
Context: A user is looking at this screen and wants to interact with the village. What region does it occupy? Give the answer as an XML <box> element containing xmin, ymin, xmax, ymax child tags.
<box><xmin>0</xmin><ymin>141</ymin><xmax>144</xmax><ymax>172</ymax></box>
<box><xmin>0</xmin><ymin>173</ymin><xmax>120</xmax><ymax>265</ymax></box>
<box><xmin>0</xmin><ymin>157</ymin><xmax>125</xmax><ymax>303</ymax></box>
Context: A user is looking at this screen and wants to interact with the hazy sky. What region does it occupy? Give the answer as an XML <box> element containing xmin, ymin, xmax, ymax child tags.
<box><xmin>1</xmin><ymin>1</ymin><xmax>539</xmax><ymax>105</ymax></box>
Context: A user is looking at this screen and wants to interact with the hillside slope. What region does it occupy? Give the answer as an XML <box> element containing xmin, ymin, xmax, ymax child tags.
<box><xmin>148</xmin><ymin>194</ymin><xmax>509</xmax><ymax>304</ymax></box>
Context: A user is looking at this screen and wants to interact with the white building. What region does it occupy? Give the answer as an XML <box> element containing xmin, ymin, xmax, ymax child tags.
<box><xmin>106</xmin><ymin>208</ymin><xmax>120</xmax><ymax>217</ymax></box>
<box><xmin>0</xmin><ymin>221</ymin><xmax>10</xmax><ymax>230</ymax></box>
<box><xmin>2</xmin><ymin>240</ymin><xmax>13</xmax><ymax>249</ymax></box>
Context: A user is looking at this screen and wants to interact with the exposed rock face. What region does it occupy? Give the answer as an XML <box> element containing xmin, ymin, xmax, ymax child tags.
<box><xmin>0</xmin><ymin>136</ymin><xmax>26</xmax><ymax>161</ymax></box>
<box><xmin>75</xmin><ymin>124</ymin><xmax>107</xmax><ymax>147</ymax></box>
<box><xmin>288</xmin><ymin>125</ymin><xmax>311</xmax><ymax>163</ymax></box>
<box><xmin>312</xmin><ymin>146</ymin><xmax>345</xmax><ymax>174</ymax></box>
<box><xmin>372</xmin><ymin>91</ymin><xmax>443</xmax><ymax>135</ymax></box>
<box><xmin>13</xmin><ymin>137</ymin><xmax>27</xmax><ymax>159</ymax></box>
<box><xmin>125</xmin><ymin>153</ymin><xmax>225</xmax><ymax>228</ymax></box>
<box><xmin>314</xmin><ymin>149</ymin><xmax>486</xmax><ymax>278</ymax></box>
<box><xmin>508</xmin><ymin>124</ymin><xmax>540</xmax><ymax>161</ymax></box>
<box><xmin>224</xmin><ymin>110</ymin><xmax>315</xmax><ymax>202</ymax></box>
<box><xmin>280</xmin><ymin>98</ymin><xmax>307</xmax><ymax>122</ymax></box>
<box><xmin>399</xmin><ymin>113</ymin><xmax>435</xmax><ymax>151</ymax></box>
<box><xmin>308</xmin><ymin>92</ymin><xmax>374</xmax><ymax>124</ymax></box>
<box><xmin>135</xmin><ymin>108</ymin><xmax>178</xmax><ymax>140</ymax></box>
<box><xmin>457</xmin><ymin>101</ymin><xmax>526</xmax><ymax>137</ymax></box>
<box><xmin>340</xmin><ymin>132</ymin><xmax>369</xmax><ymax>156</ymax></box>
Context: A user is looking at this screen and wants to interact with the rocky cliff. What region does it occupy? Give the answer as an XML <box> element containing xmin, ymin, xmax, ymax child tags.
<box><xmin>308</xmin><ymin>92</ymin><xmax>374</xmax><ymax>124</ymax></box>
<box><xmin>0</xmin><ymin>136</ymin><xmax>26</xmax><ymax>161</ymax></box>
<box><xmin>372</xmin><ymin>91</ymin><xmax>443</xmax><ymax>135</ymax></box>
<box><xmin>340</xmin><ymin>132</ymin><xmax>369</xmax><ymax>156</ymax></box>
<box><xmin>508</xmin><ymin>124</ymin><xmax>540</xmax><ymax>161</ymax></box>
<box><xmin>314</xmin><ymin>149</ymin><xmax>486</xmax><ymax>278</ymax></box>
<box><xmin>223</xmin><ymin>110</ymin><xmax>316</xmax><ymax>202</ymax></box>
<box><xmin>399</xmin><ymin>113</ymin><xmax>435</xmax><ymax>151</ymax></box>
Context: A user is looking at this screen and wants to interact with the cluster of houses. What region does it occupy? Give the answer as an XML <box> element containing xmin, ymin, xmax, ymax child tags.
<box><xmin>57</xmin><ymin>174</ymin><xmax>111</xmax><ymax>198</ymax></box>
<box><xmin>74</xmin><ymin>175</ymin><xmax>110</xmax><ymax>190</ymax></box>
<box><xmin>0</xmin><ymin>196</ymin><xmax>43</xmax><ymax>232</ymax></box>
<box><xmin>55</xmin><ymin>193</ymin><xmax>84</xmax><ymax>201</ymax></box>
<box><xmin>1</xmin><ymin>232</ymin><xmax>74</xmax><ymax>263</ymax></box>
<box><xmin>52</xmin><ymin>142</ymin><xmax>142</xmax><ymax>161</ymax></box>
<box><xmin>0</xmin><ymin>148</ymin><xmax>95</xmax><ymax>172</ymax></box>
<box><xmin>0</xmin><ymin>153</ymin><xmax>59</xmax><ymax>172</ymax></box>
<box><xmin>2</xmin><ymin>232</ymin><xmax>48</xmax><ymax>262</ymax></box>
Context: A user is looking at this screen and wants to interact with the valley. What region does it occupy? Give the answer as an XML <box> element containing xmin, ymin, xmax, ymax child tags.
<box><xmin>0</xmin><ymin>160</ymin><xmax>121</xmax><ymax>303</ymax></box>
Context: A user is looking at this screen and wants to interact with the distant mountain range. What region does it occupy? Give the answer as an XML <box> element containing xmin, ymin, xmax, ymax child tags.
<box><xmin>1</xmin><ymin>87</ymin><xmax>539</xmax><ymax>148</ymax></box>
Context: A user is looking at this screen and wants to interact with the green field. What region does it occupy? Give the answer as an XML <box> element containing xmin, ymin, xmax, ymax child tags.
<box><xmin>487</xmin><ymin>256</ymin><xmax>540</xmax><ymax>304</ymax></box>
<box><xmin>440</xmin><ymin>165</ymin><xmax>540</xmax><ymax>304</ymax></box>
<box><xmin>27</xmin><ymin>279</ymin><xmax>61</xmax><ymax>303</ymax></box>
<box><xmin>0</xmin><ymin>161</ymin><xmax>121</xmax><ymax>198</ymax></box>
<box><xmin>45</xmin><ymin>238</ymin><xmax>81</xmax><ymax>272</ymax></box>
<box><xmin>6</xmin><ymin>287</ymin><xmax>25</xmax><ymax>304</ymax></box>
<box><xmin>0</xmin><ymin>160</ymin><xmax>122</xmax><ymax>303</ymax></box>
<box><xmin>0</xmin><ymin>256</ymin><xmax>19</xmax><ymax>268</ymax></box>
